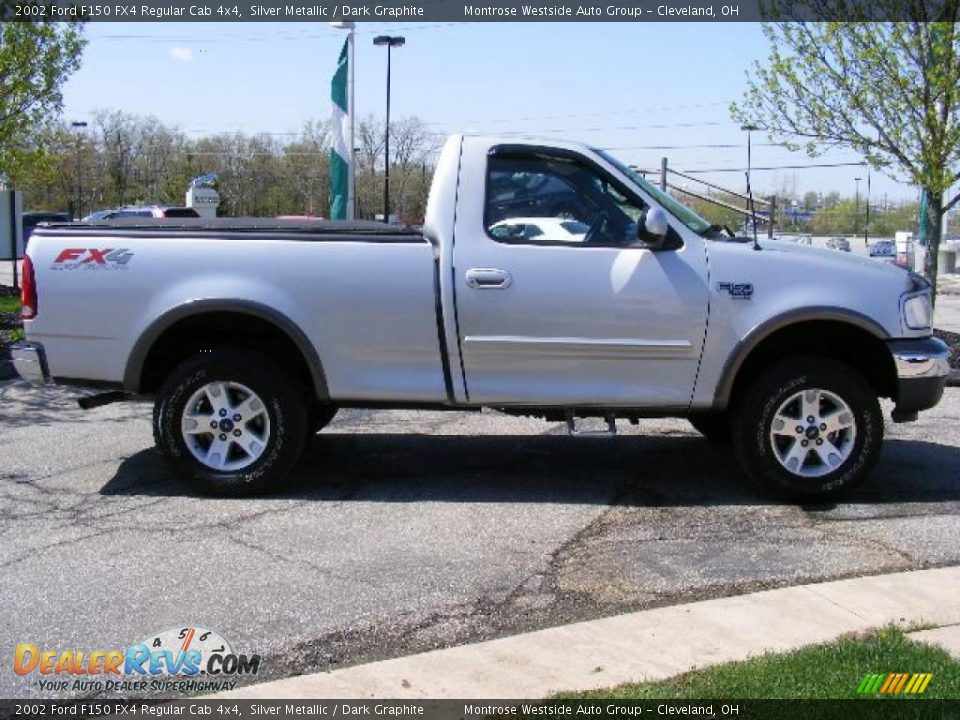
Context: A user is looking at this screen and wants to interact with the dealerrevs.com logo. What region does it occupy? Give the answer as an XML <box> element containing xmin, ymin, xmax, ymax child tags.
<box><xmin>14</xmin><ymin>626</ymin><xmax>261</xmax><ymax>693</ymax></box>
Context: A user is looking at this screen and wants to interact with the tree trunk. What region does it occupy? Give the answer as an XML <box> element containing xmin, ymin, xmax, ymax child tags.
<box><xmin>921</xmin><ymin>189</ymin><xmax>943</xmax><ymax>307</ymax></box>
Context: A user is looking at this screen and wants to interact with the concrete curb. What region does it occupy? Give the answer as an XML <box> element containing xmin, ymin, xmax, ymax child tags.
<box><xmin>214</xmin><ymin>566</ymin><xmax>960</xmax><ymax>700</ymax></box>
<box><xmin>948</xmin><ymin>369</ymin><xmax>960</xmax><ymax>387</ymax></box>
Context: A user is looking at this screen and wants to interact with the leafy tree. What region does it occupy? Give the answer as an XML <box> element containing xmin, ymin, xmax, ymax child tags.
<box><xmin>0</xmin><ymin>21</ymin><xmax>85</xmax><ymax>177</ymax></box>
<box><xmin>732</xmin><ymin>14</ymin><xmax>960</xmax><ymax>300</ymax></box>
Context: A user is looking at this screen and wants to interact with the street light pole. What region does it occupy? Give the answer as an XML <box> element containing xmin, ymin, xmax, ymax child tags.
<box><xmin>854</xmin><ymin>177</ymin><xmax>862</xmax><ymax>239</ymax></box>
<box><xmin>373</xmin><ymin>35</ymin><xmax>404</xmax><ymax>224</ymax></box>
<box><xmin>864</xmin><ymin>173</ymin><xmax>871</xmax><ymax>245</ymax></box>
<box><xmin>71</xmin><ymin>121</ymin><xmax>88</xmax><ymax>219</ymax></box>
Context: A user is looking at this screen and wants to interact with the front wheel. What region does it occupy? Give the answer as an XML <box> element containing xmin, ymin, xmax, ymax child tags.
<box><xmin>732</xmin><ymin>357</ymin><xmax>883</xmax><ymax>500</ymax></box>
<box><xmin>153</xmin><ymin>349</ymin><xmax>308</xmax><ymax>496</ymax></box>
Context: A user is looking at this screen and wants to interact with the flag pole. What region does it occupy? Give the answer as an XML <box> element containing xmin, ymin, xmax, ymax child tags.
<box><xmin>331</xmin><ymin>21</ymin><xmax>356</xmax><ymax>220</ymax></box>
<box><xmin>347</xmin><ymin>26</ymin><xmax>355</xmax><ymax>221</ymax></box>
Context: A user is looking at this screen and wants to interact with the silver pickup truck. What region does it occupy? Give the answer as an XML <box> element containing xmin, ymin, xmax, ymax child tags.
<box><xmin>13</xmin><ymin>135</ymin><xmax>950</xmax><ymax>499</ymax></box>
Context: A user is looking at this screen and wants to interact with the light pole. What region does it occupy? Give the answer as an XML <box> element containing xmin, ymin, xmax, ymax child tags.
<box><xmin>740</xmin><ymin>124</ymin><xmax>760</xmax><ymax>244</ymax></box>
<box><xmin>864</xmin><ymin>173</ymin><xmax>871</xmax><ymax>245</ymax></box>
<box><xmin>71</xmin><ymin>121</ymin><xmax>88</xmax><ymax>219</ymax></box>
<box><xmin>373</xmin><ymin>35</ymin><xmax>404</xmax><ymax>223</ymax></box>
<box><xmin>854</xmin><ymin>177</ymin><xmax>862</xmax><ymax>238</ymax></box>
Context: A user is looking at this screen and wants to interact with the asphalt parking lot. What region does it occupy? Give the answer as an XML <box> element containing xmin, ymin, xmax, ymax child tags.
<box><xmin>2</xmin><ymin>380</ymin><xmax>959</xmax><ymax>698</ymax></box>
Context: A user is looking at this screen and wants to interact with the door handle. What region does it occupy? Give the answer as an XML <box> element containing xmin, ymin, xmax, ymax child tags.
<box><xmin>466</xmin><ymin>268</ymin><xmax>513</xmax><ymax>289</ymax></box>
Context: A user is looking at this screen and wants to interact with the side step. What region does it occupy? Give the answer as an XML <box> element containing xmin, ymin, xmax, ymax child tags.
<box><xmin>565</xmin><ymin>410</ymin><xmax>617</xmax><ymax>437</ymax></box>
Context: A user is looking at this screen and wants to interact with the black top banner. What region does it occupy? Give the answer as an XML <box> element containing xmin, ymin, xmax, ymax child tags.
<box><xmin>2</xmin><ymin>0</ymin><xmax>957</xmax><ymax>21</ymax></box>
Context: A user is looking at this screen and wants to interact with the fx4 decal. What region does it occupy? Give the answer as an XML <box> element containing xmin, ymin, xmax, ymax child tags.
<box><xmin>51</xmin><ymin>248</ymin><xmax>134</xmax><ymax>270</ymax></box>
<box><xmin>715</xmin><ymin>281</ymin><xmax>754</xmax><ymax>299</ymax></box>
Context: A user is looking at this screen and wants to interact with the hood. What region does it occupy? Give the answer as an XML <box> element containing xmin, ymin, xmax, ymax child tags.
<box><xmin>756</xmin><ymin>238</ymin><xmax>913</xmax><ymax>287</ymax></box>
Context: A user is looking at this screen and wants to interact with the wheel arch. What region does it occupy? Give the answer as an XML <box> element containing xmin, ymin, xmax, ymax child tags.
<box><xmin>125</xmin><ymin>300</ymin><xmax>329</xmax><ymax>399</ymax></box>
<box><xmin>714</xmin><ymin>308</ymin><xmax>896</xmax><ymax>411</ymax></box>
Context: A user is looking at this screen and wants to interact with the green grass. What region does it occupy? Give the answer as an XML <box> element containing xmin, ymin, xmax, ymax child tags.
<box><xmin>0</xmin><ymin>295</ymin><xmax>20</xmax><ymax>314</ymax></box>
<box><xmin>561</xmin><ymin>628</ymin><xmax>960</xmax><ymax>700</ymax></box>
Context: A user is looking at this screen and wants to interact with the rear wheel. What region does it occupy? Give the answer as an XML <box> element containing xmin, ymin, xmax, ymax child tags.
<box><xmin>732</xmin><ymin>357</ymin><xmax>883</xmax><ymax>500</ymax></box>
<box><xmin>153</xmin><ymin>349</ymin><xmax>307</xmax><ymax>496</ymax></box>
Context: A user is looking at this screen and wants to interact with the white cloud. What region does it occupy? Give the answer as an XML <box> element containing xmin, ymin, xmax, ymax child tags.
<box><xmin>170</xmin><ymin>47</ymin><xmax>194</xmax><ymax>63</ymax></box>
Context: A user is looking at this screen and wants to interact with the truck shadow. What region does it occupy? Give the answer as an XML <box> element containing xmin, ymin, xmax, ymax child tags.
<box><xmin>99</xmin><ymin>435</ymin><xmax>960</xmax><ymax>508</ymax></box>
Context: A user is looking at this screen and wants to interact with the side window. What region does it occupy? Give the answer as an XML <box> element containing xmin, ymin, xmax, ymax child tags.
<box><xmin>485</xmin><ymin>152</ymin><xmax>648</xmax><ymax>246</ymax></box>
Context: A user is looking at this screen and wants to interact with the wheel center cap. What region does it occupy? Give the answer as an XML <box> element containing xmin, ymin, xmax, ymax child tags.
<box><xmin>219</xmin><ymin>418</ymin><xmax>235</xmax><ymax>433</ymax></box>
<box><xmin>805</xmin><ymin>425</ymin><xmax>820</xmax><ymax>440</ymax></box>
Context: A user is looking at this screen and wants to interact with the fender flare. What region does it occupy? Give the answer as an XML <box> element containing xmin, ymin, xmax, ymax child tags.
<box><xmin>711</xmin><ymin>306</ymin><xmax>890</xmax><ymax>409</ymax></box>
<box><xmin>123</xmin><ymin>299</ymin><xmax>329</xmax><ymax>399</ymax></box>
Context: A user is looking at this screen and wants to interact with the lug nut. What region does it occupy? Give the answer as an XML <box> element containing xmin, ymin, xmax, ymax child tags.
<box><xmin>807</xmin><ymin>415</ymin><xmax>815</xmax><ymax>423</ymax></box>
<box><xmin>233</xmin><ymin>414</ymin><xmax>241</xmax><ymax>422</ymax></box>
<box><xmin>210</xmin><ymin>421</ymin><xmax>218</xmax><ymax>428</ymax></box>
<box><xmin>219</xmin><ymin>409</ymin><xmax>227</xmax><ymax>417</ymax></box>
<box><xmin>219</xmin><ymin>433</ymin><xmax>227</xmax><ymax>441</ymax></box>
<box><xmin>801</xmin><ymin>440</ymin><xmax>809</xmax><ymax>447</ymax></box>
<box><xmin>233</xmin><ymin>429</ymin><xmax>242</xmax><ymax>437</ymax></box>
<box><xmin>816</xmin><ymin>439</ymin><xmax>823</xmax><ymax>446</ymax></box>
<box><xmin>795</xmin><ymin>425</ymin><xmax>804</xmax><ymax>434</ymax></box>
<box><xmin>820</xmin><ymin>423</ymin><xmax>826</xmax><ymax>431</ymax></box>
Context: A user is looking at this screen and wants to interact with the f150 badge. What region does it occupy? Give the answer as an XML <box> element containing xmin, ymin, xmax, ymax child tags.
<box><xmin>51</xmin><ymin>248</ymin><xmax>134</xmax><ymax>270</ymax></box>
<box><xmin>716</xmin><ymin>281</ymin><xmax>754</xmax><ymax>299</ymax></box>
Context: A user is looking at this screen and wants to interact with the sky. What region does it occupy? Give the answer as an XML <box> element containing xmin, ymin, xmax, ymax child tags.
<box><xmin>60</xmin><ymin>21</ymin><xmax>919</xmax><ymax>203</ymax></box>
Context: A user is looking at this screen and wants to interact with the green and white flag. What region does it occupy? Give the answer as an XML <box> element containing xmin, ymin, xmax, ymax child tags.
<box><xmin>330</xmin><ymin>38</ymin><xmax>350</xmax><ymax>220</ymax></box>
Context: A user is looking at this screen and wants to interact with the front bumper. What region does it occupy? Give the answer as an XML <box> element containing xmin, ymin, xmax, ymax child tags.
<box><xmin>11</xmin><ymin>342</ymin><xmax>51</xmax><ymax>384</ymax></box>
<box><xmin>887</xmin><ymin>337</ymin><xmax>950</xmax><ymax>420</ymax></box>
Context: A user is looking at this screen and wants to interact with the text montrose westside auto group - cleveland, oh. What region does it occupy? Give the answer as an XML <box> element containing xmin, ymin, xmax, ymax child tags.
<box><xmin>463</xmin><ymin>4</ymin><xmax>733</xmax><ymax>16</ymax></box>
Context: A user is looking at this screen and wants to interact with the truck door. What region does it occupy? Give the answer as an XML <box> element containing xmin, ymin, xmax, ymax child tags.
<box><xmin>452</xmin><ymin>141</ymin><xmax>710</xmax><ymax>408</ymax></box>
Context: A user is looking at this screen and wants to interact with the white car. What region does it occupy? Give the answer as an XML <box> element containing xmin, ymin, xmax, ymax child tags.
<box><xmin>489</xmin><ymin>217</ymin><xmax>590</xmax><ymax>243</ymax></box>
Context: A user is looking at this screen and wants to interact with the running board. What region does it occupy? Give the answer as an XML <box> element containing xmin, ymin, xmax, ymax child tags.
<box><xmin>565</xmin><ymin>410</ymin><xmax>617</xmax><ymax>437</ymax></box>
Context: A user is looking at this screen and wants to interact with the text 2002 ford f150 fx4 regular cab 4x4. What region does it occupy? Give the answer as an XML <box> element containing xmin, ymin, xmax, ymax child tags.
<box><xmin>13</xmin><ymin>135</ymin><xmax>951</xmax><ymax>499</ymax></box>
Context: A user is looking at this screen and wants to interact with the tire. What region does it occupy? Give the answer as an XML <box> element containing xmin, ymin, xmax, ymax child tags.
<box><xmin>688</xmin><ymin>413</ymin><xmax>732</xmax><ymax>444</ymax></box>
<box><xmin>153</xmin><ymin>349</ymin><xmax>308</xmax><ymax>496</ymax></box>
<box><xmin>732</xmin><ymin>356</ymin><xmax>883</xmax><ymax>501</ymax></box>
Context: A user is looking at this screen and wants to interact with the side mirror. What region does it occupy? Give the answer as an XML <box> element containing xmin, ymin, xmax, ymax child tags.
<box><xmin>638</xmin><ymin>207</ymin><xmax>670</xmax><ymax>249</ymax></box>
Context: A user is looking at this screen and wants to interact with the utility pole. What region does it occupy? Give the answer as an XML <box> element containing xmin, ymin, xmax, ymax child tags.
<box><xmin>71</xmin><ymin>121</ymin><xmax>88</xmax><ymax>219</ymax></box>
<box><xmin>854</xmin><ymin>177</ymin><xmax>862</xmax><ymax>238</ymax></box>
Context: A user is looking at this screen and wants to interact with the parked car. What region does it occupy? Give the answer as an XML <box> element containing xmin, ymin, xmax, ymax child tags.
<box><xmin>84</xmin><ymin>206</ymin><xmax>200</xmax><ymax>220</ymax></box>
<box><xmin>489</xmin><ymin>217</ymin><xmax>590</xmax><ymax>243</ymax></box>
<box><xmin>869</xmin><ymin>240</ymin><xmax>897</xmax><ymax>264</ymax></box>
<box><xmin>14</xmin><ymin>134</ymin><xmax>949</xmax><ymax>501</ymax></box>
<box><xmin>22</xmin><ymin>212</ymin><xmax>72</xmax><ymax>244</ymax></box>
<box><xmin>827</xmin><ymin>237</ymin><xmax>851</xmax><ymax>252</ymax></box>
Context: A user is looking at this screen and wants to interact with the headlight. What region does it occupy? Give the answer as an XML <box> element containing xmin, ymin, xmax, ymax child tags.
<box><xmin>902</xmin><ymin>292</ymin><xmax>932</xmax><ymax>330</ymax></box>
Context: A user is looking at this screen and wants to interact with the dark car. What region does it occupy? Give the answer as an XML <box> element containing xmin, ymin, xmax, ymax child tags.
<box><xmin>22</xmin><ymin>212</ymin><xmax>72</xmax><ymax>243</ymax></box>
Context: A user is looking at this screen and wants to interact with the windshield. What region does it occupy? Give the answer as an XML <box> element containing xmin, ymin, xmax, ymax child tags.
<box><xmin>592</xmin><ymin>148</ymin><xmax>713</xmax><ymax>235</ymax></box>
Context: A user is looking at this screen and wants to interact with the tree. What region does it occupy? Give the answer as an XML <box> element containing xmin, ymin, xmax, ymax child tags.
<box><xmin>732</xmin><ymin>14</ymin><xmax>960</xmax><ymax>300</ymax></box>
<box><xmin>0</xmin><ymin>21</ymin><xmax>85</xmax><ymax>176</ymax></box>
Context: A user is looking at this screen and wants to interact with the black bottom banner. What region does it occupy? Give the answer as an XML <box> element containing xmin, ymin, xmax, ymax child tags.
<box><xmin>2</xmin><ymin>699</ymin><xmax>959</xmax><ymax>720</ymax></box>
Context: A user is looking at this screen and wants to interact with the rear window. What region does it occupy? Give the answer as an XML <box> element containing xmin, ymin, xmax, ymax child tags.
<box><xmin>163</xmin><ymin>208</ymin><xmax>201</xmax><ymax>218</ymax></box>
